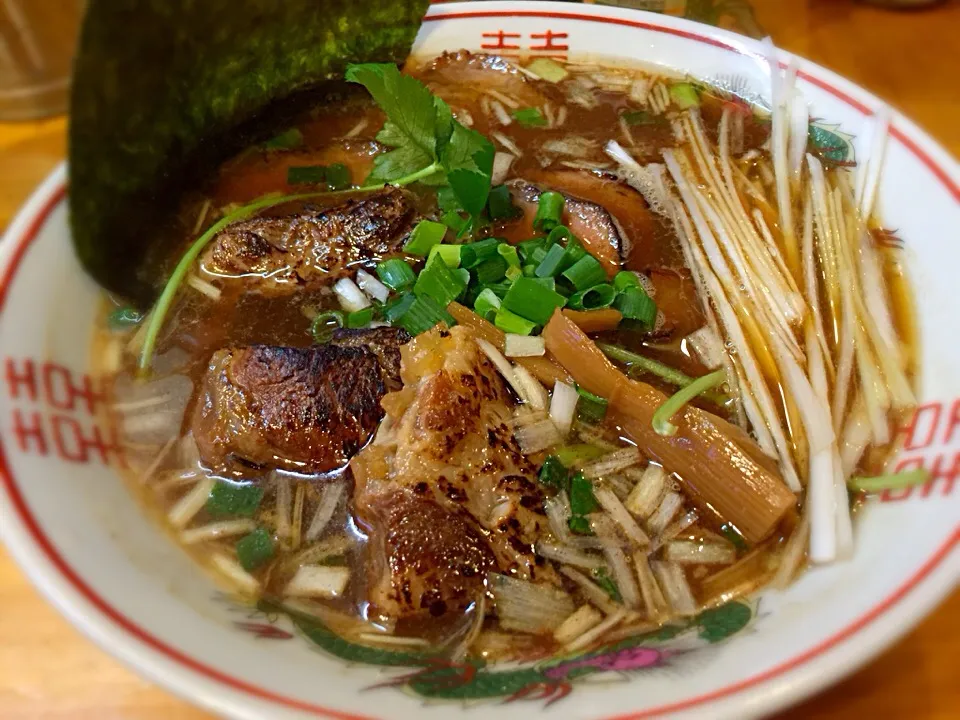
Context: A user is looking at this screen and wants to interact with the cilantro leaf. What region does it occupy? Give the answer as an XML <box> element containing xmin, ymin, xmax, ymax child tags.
<box><xmin>346</xmin><ymin>62</ymin><xmax>493</xmax><ymax>223</ymax></box>
<box><xmin>440</xmin><ymin>121</ymin><xmax>494</xmax><ymax>218</ymax></box>
<box><xmin>345</xmin><ymin>64</ymin><xmax>438</xmax><ymax>159</ymax></box>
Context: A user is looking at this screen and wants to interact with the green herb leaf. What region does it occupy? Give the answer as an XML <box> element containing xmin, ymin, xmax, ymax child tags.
<box><xmin>345</xmin><ymin>63</ymin><xmax>445</xmax><ymax>184</ymax></box>
<box><xmin>236</xmin><ymin>527</ymin><xmax>275</xmax><ymax>571</ymax></box>
<box><xmin>622</xmin><ymin>110</ymin><xmax>658</xmax><ymax>126</ymax></box>
<box><xmin>568</xmin><ymin>515</ymin><xmax>593</xmax><ymax>535</ymax></box>
<box><xmin>206</xmin><ymin>480</ymin><xmax>264</xmax><ymax>518</ymax></box>
<box><xmin>442</xmin><ymin>123</ymin><xmax>494</xmax><ymax>221</ymax></box>
<box><xmin>592</xmin><ymin>567</ymin><xmax>623</xmax><ymax>602</ymax></box>
<box><xmin>287</xmin><ymin>165</ymin><xmax>327</xmax><ymax>185</ymax></box>
<box><xmin>325</xmin><ymin>163</ymin><xmax>351</xmax><ymax>190</ymax></box>
<box><xmin>569</xmin><ymin>472</ymin><xmax>599</xmax><ymax>516</ymax></box>
<box><xmin>345</xmin><ymin>62</ymin><xmax>493</xmax><ymax>222</ymax></box>
<box><xmin>264</xmin><ymin>128</ymin><xmax>304</xmax><ymax>149</ymax></box>
<box><xmin>538</xmin><ymin>455</ymin><xmax>569</xmax><ymax>489</ymax></box>
<box><xmin>512</xmin><ymin>107</ymin><xmax>547</xmax><ymax>127</ymax></box>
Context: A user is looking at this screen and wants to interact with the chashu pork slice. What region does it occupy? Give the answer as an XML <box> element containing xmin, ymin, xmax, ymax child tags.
<box><xmin>497</xmin><ymin>179</ymin><xmax>628</xmax><ymax>278</ymax></box>
<box><xmin>353</xmin><ymin>325</ymin><xmax>556</xmax><ymax>623</ymax></box>
<box><xmin>199</xmin><ymin>188</ymin><xmax>417</xmax><ymax>294</ymax></box>
<box><xmin>193</xmin><ymin>328</ymin><xmax>408</xmax><ymax>477</ymax></box>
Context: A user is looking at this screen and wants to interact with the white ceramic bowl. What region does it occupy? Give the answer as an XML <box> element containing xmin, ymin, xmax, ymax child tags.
<box><xmin>1</xmin><ymin>3</ymin><xmax>957</xmax><ymax>718</ymax></box>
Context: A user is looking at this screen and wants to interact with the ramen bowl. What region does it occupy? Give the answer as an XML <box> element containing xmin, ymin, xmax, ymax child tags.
<box><xmin>0</xmin><ymin>2</ymin><xmax>957</xmax><ymax>718</ymax></box>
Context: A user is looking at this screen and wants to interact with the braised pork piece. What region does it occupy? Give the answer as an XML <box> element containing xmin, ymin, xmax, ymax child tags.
<box><xmin>100</xmin><ymin>50</ymin><xmax>914</xmax><ymax>662</ymax></box>
<box><xmin>192</xmin><ymin>327</ymin><xmax>408</xmax><ymax>477</ymax></box>
<box><xmin>200</xmin><ymin>188</ymin><xmax>418</xmax><ymax>292</ymax></box>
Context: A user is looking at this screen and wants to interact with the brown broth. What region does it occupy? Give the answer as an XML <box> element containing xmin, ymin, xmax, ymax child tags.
<box><xmin>92</xmin><ymin>53</ymin><xmax>916</xmax><ymax>661</ymax></box>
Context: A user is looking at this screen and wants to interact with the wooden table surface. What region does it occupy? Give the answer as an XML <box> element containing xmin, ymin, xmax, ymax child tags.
<box><xmin>0</xmin><ymin>1</ymin><xmax>957</xmax><ymax>718</ymax></box>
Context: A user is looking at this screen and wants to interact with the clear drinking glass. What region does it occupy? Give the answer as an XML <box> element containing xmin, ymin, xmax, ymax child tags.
<box><xmin>0</xmin><ymin>0</ymin><xmax>83</xmax><ymax>121</ymax></box>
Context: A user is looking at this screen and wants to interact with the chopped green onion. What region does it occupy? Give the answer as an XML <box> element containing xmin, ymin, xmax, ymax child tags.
<box><xmin>498</xmin><ymin>242</ymin><xmax>521</xmax><ymax>269</ymax></box>
<box><xmin>482</xmin><ymin>281</ymin><xmax>512</xmax><ymax>300</ymax></box>
<box><xmin>264</xmin><ymin>128</ymin><xmax>303</xmax><ymax>149</ymax></box>
<box><xmin>558</xmin><ymin>238</ymin><xmax>587</xmax><ymax>273</ymax></box>
<box><xmin>599</xmin><ymin>343</ymin><xmax>729</xmax><ymax>406</ymax></box>
<box><xmin>383</xmin><ymin>293</ymin><xmax>416</xmax><ymax>323</ymax></box>
<box><xmin>395</xmin><ymin>294</ymin><xmax>455</xmax><ymax>335</ymax></box>
<box><xmin>512</xmin><ymin>107</ymin><xmax>547</xmax><ymax>127</ymax></box>
<box><xmin>670</xmin><ymin>82</ymin><xmax>700</xmax><ymax>109</ymax></box>
<box><xmin>850</xmin><ymin>469</ymin><xmax>931</xmax><ymax>493</ymax></box>
<box><xmin>592</xmin><ymin>567</ymin><xmax>622</xmax><ymax>602</ymax></box>
<box><xmin>325</xmin><ymin>163</ymin><xmax>351</xmax><ymax>191</ymax></box>
<box><xmin>404</xmin><ymin>220</ymin><xmax>447</xmax><ymax>256</ymax></box>
<box><xmin>454</xmin><ymin>268</ymin><xmax>471</xmax><ymax>292</ymax></box>
<box><xmin>494</xmin><ymin>307</ymin><xmax>536</xmax><ymax>335</ymax></box>
<box><xmin>568</xmin><ymin>283</ymin><xmax>616</xmax><ymax>310</ymax></box>
<box><xmin>505</xmin><ymin>265</ymin><xmax>523</xmax><ymax>281</ymax></box>
<box><xmin>554</xmin><ymin>444</ymin><xmax>607</xmax><ymax>468</ymax></box>
<box><xmin>720</xmin><ymin>523</ymin><xmax>748</xmax><ymax>552</ymax></box>
<box><xmin>461</xmin><ymin>238</ymin><xmax>501</xmax><ymax>268</ymax></box>
<box><xmin>615</xmin><ymin>287</ymin><xmax>657</xmax><ymax>329</ymax></box>
<box><xmin>502</xmin><ymin>276</ymin><xmax>567</xmax><ymax>325</ymax></box>
<box><xmin>414</xmin><ymin>254</ymin><xmax>466</xmax><ymax>307</ymax></box>
<box><xmin>236</xmin><ymin>527</ymin><xmax>275</xmax><ymax>571</ymax></box>
<box><xmin>569</xmin><ymin>472</ymin><xmax>599</xmax><ymax>515</ymax></box>
<box><xmin>375</xmin><ymin>258</ymin><xmax>416</xmax><ymax>292</ymax></box>
<box><xmin>206</xmin><ymin>480</ymin><xmax>264</xmax><ymax>518</ymax></box>
<box><xmin>534</xmin><ymin>191</ymin><xmax>564</xmax><ymax>231</ymax></box>
<box><xmin>428</xmin><ymin>244</ymin><xmax>462</xmax><ymax>269</ymax></box>
<box><xmin>622</xmin><ymin>110</ymin><xmax>658</xmax><ymax>126</ymax></box>
<box><xmin>487</xmin><ymin>184</ymin><xmax>520</xmax><ymax>220</ymax></box>
<box><xmin>652</xmin><ymin>369</ymin><xmax>727</xmax><ymax>436</ymax></box>
<box><xmin>311</xmin><ymin>310</ymin><xmax>344</xmax><ymax>343</ymax></box>
<box><xmin>287</xmin><ymin>165</ymin><xmax>327</xmax><ymax>185</ymax></box>
<box><xmin>526</xmin><ymin>57</ymin><xmax>569</xmax><ymax>83</ymax></box>
<box><xmin>474</xmin><ymin>288</ymin><xmax>502</xmax><ymax>322</ymax></box>
<box><xmin>576</xmin><ymin>385</ymin><xmax>608</xmax><ymax>423</ymax></box>
<box><xmin>568</xmin><ymin>515</ymin><xmax>593</xmax><ymax>535</ymax></box>
<box><xmin>534</xmin><ymin>243</ymin><xmax>567</xmax><ymax>278</ymax></box>
<box><xmin>475</xmin><ymin>256</ymin><xmax>508</xmax><ymax>284</ymax></box>
<box><xmin>436</xmin><ymin>185</ymin><xmax>460</xmax><ymax>212</ymax></box>
<box><xmin>546</xmin><ymin>225</ymin><xmax>574</xmax><ymax>246</ymax></box>
<box><xmin>613</xmin><ymin>271</ymin><xmax>641</xmax><ymax>292</ymax></box>
<box><xmin>562</xmin><ymin>255</ymin><xmax>607</xmax><ymax>291</ymax></box>
<box><xmin>345</xmin><ymin>306</ymin><xmax>375</xmax><ymax>328</ymax></box>
<box><xmin>441</xmin><ymin>210</ymin><xmax>470</xmax><ymax>237</ymax></box>
<box><xmin>108</xmin><ymin>307</ymin><xmax>143</xmax><ymax>329</ymax></box>
<box><xmin>517</xmin><ymin>238</ymin><xmax>545</xmax><ymax>264</ymax></box>
<box><xmin>522</xmin><ymin>264</ymin><xmax>537</xmax><ymax>277</ymax></box>
<box><xmin>531</xmin><ymin>276</ymin><xmax>557</xmax><ymax>292</ymax></box>
<box><xmin>539</xmin><ymin>455</ymin><xmax>569</xmax><ymax>489</ymax></box>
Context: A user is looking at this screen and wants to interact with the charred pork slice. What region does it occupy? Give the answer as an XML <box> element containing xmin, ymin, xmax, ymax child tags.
<box><xmin>199</xmin><ymin>188</ymin><xmax>416</xmax><ymax>293</ymax></box>
<box><xmin>353</xmin><ymin>325</ymin><xmax>556</xmax><ymax>623</ymax></box>
<box><xmin>365</xmin><ymin>491</ymin><xmax>494</xmax><ymax>620</ymax></box>
<box><xmin>330</xmin><ymin>326</ymin><xmax>409</xmax><ymax>391</ymax></box>
<box><xmin>193</xmin><ymin>328</ymin><xmax>408</xmax><ymax>477</ymax></box>
<box><xmin>499</xmin><ymin>179</ymin><xmax>627</xmax><ymax>277</ymax></box>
